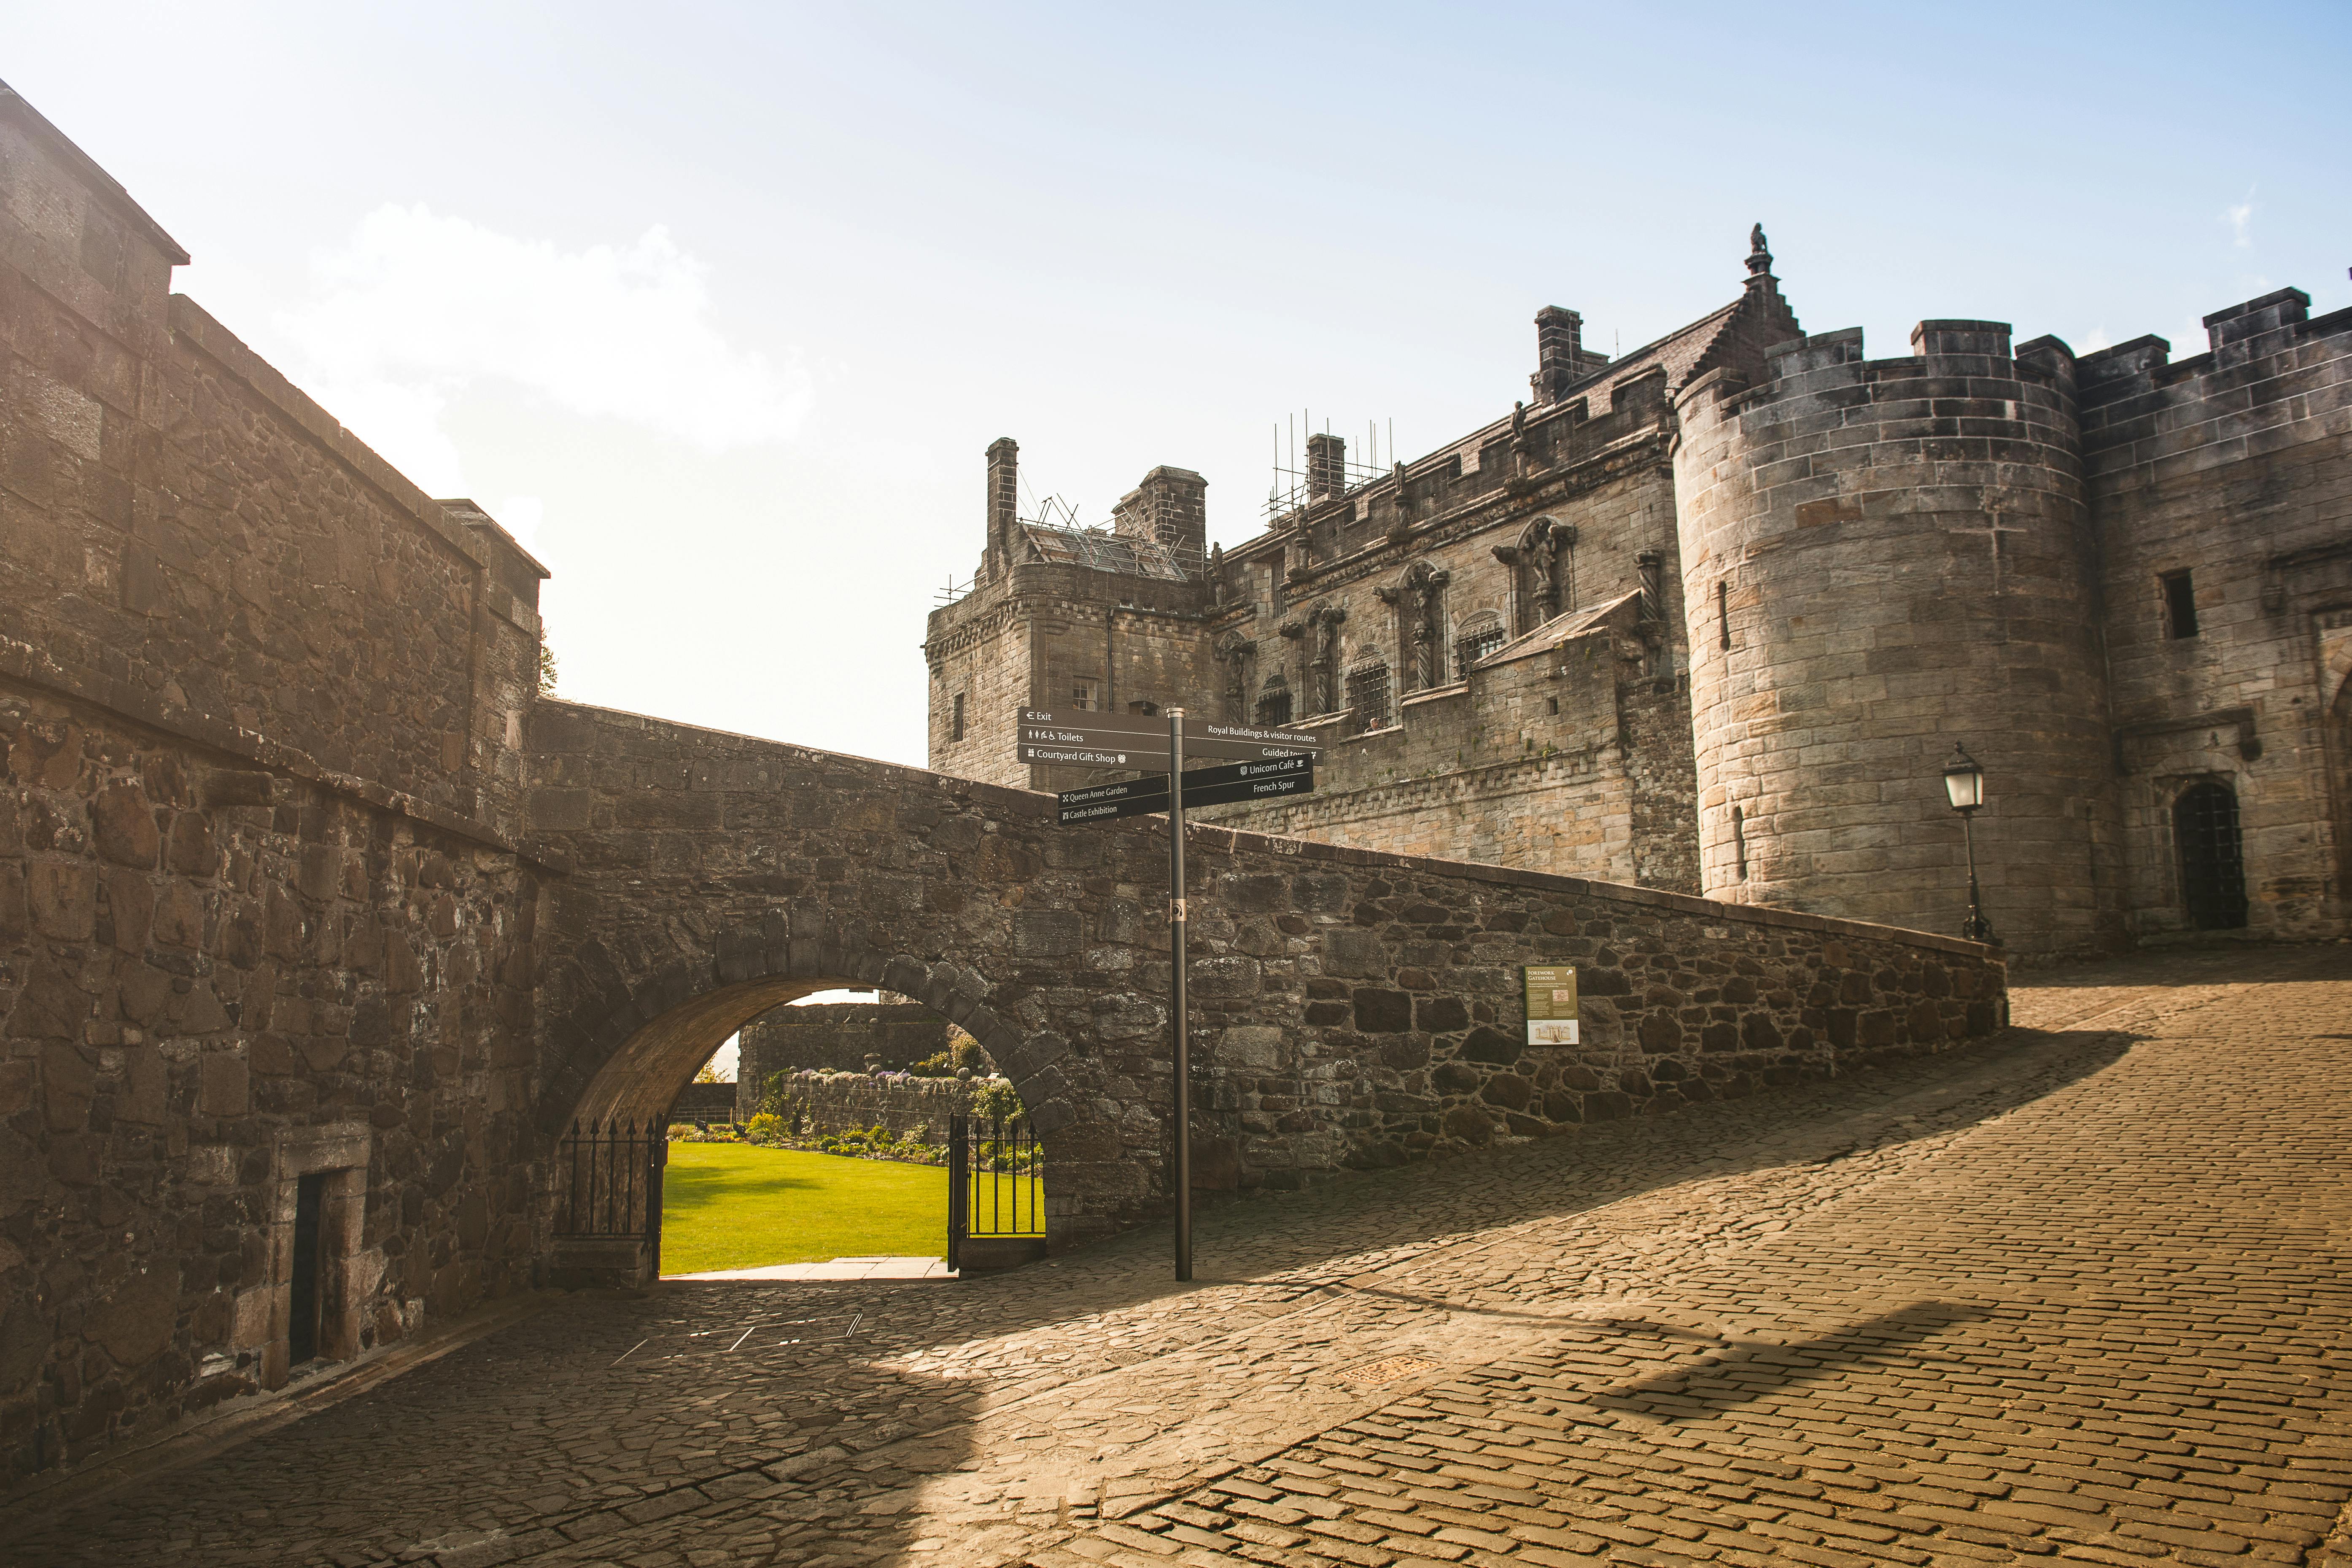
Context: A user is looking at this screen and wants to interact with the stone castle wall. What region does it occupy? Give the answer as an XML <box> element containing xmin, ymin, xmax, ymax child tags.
<box><xmin>0</xmin><ymin>87</ymin><xmax>547</xmax><ymax>1484</ymax></box>
<box><xmin>2077</xmin><ymin>290</ymin><xmax>2352</xmax><ymax>943</ymax></box>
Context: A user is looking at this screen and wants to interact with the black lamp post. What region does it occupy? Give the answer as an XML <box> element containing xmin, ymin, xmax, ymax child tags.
<box><xmin>1941</xmin><ymin>744</ymin><xmax>1996</xmax><ymax>944</ymax></box>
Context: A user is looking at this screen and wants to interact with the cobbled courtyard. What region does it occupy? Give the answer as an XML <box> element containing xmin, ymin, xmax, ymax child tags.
<box><xmin>5</xmin><ymin>946</ymin><xmax>2348</xmax><ymax>1568</ymax></box>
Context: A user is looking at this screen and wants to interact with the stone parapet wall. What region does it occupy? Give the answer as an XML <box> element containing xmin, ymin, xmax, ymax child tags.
<box><xmin>772</xmin><ymin>1072</ymin><xmax>985</xmax><ymax>1139</ymax></box>
<box><xmin>735</xmin><ymin>1003</ymin><xmax>954</xmax><ymax>1119</ymax></box>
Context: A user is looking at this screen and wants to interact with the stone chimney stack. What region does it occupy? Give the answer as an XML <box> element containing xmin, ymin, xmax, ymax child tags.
<box><xmin>1532</xmin><ymin>307</ymin><xmax>1586</xmax><ymax>403</ymax></box>
<box><xmin>1112</xmin><ymin>466</ymin><xmax>1209</xmax><ymax>571</ymax></box>
<box><xmin>986</xmin><ymin>437</ymin><xmax>1019</xmax><ymax>577</ymax></box>
<box><xmin>1306</xmin><ymin>432</ymin><xmax>1347</xmax><ymax>498</ymax></box>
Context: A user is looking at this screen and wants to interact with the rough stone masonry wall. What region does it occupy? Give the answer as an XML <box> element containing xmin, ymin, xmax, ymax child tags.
<box><xmin>0</xmin><ymin>89</ymin><xmax>545</xmax><ymax>1486</ymax></box>
<box><xmin>769</xmin><ymin>1071</ymin><xmax>981</xmax><ymax>1140</ymax></box>
<box><xmin>2077</xmin><ymin>290</ymin><xmax>2352</xmax><ymax>943</ymax></box>
<box><xmin>528</xmin><ymin>702</ymin><xmax>2006</xmax><ymax>1253</ymax></box>
<box><xmin>1673</xmin><ymin>323</ymin><xmax>2121</xmax><ymax>959</ymax></box>
<box><xmin>733</xmin><ymin>1002</ymin><xmax>951</xmax><ymax>1119</ymax></box>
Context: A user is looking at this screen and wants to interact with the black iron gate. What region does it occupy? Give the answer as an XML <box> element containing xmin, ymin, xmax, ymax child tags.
<box><xmin>555</xmin><ymin>1118</ymin><xmax>668</xmax><ymax>1259</ymax></box>
<box><xmin>946</xmin><ymin>1110</ymin><xmax>1045</xmax><ymax>1272</ymax></box>
<box><xmin>2176</xmin><ymin>781</ymin><xmax>2249</xmax><ymax>930</ymax></box>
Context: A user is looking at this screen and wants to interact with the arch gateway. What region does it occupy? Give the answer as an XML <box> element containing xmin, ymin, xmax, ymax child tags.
<box><xmin>0</xmin><ymin>84</ymin><xmax>2017</xmax><ymax>1488</ymax></box>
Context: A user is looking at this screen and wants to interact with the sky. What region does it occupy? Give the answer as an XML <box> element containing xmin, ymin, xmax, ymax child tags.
<box><xmin>7</xmin><ymin>1</ymin><xmax>2351</xmax><ymax>780</ymax></box>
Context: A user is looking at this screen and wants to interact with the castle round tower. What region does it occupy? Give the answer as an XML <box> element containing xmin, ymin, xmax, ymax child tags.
<box><xmin>1671</xmin><ymin>317</ymin><xmax>2121</xmax><ymax>958</ymax></box>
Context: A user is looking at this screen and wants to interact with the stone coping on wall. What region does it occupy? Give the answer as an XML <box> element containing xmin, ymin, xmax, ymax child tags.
<box><xmin>540</xmin><ymin>699</ymin><xmax>1998</xmax><ymax>963</ymax></box>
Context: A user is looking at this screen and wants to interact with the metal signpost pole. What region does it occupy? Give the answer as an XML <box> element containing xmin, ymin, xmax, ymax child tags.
<box><xmin>1168</xmin><ymin>708</ymin><xmax>1193</xmax><ymax>1282</ymax></box>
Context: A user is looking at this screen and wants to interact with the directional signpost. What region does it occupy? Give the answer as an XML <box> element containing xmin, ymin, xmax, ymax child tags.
<box><xmin>1054</xmin><ymin>754</ymin><xmax>1314</xmax><ymax>824</ymax></box>
<box><xmin>1020</xmin><ymin>705</ymin><xmax>1324</xmax><ymax>1281</ymax></box>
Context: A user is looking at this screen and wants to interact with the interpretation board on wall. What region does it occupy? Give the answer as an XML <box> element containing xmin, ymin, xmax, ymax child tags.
<box><xmin>1522</xmin><ymin>965</ymin><xmax>1579</xmax><ymax>1045</ymax></box>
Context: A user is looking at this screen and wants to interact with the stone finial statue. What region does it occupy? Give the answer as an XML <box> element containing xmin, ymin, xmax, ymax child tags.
<box><xmin>1746</xmin><ymin>223</ymin><xmax>1774</xmax><ymax>280</ymax></box>
<box><xmin>1750</xmin><ymin>222</ymin><xmax>1767</xmax><ymax>255</ymax></box>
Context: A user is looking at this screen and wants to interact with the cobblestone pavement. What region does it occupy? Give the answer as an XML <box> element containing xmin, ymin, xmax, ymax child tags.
<box><xmin>5</xmin><ymin>946</ymin><xmax>2347</xmax><ymax>1568</ymax></box>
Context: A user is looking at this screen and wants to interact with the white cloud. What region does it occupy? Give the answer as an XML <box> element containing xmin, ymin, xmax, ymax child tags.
<box><xmin>2224</xmin><ymin>187</ymin><xmax>2255</xmax><ymax>248</ymax></box>
<box><xmin>276</xmin><ymin>205</ymin><xmax>811</xmax><ymax>490</ymax></box>
<box><xmin>2077</xmin><ymin>329</ymin><xmax>2112</xmax><ymax>354</ymax></box>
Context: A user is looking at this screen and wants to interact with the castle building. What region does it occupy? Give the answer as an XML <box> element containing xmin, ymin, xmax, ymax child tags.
<box><xmin>925</xmin><ymin>232</ymin><xmax>2352</xmax><ymax>958</ymax></box>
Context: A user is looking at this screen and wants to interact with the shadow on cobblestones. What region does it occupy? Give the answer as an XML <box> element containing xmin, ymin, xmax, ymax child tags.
<box><xmin>1586</xmin><ymin>1300</ymin><xmax>1993</xmax><ymax>1420</ymax></box>
<box><xmin>0</xmin><ymin>999</ymin><xmax>2187</xmax><ymax>1566</ymax></box>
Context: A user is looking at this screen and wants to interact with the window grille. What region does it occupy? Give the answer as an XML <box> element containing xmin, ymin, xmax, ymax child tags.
<box><xmin>1455</xmin><ymin>625</ymin><xmax>1506</xmax><ymax>677</ymax></box>
<box><xmin>1346</xmin><ymin>663</ymin><xmax>1391</xmax><ymax>733</ymax></box>
<box><xmin>1255</xmin><ymin>683</ymin><xmax>1292</xmax><ymax>727</ymax></box>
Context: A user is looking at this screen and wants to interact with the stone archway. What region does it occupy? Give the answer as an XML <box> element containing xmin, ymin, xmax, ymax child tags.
<box><xmin>536</xmin><ymin>925</ymin><xmax>1049</xmax><ymax>1285</ymax></box>
<box><xmin>538</xmin><ymin>928</ymin><xmax>1031</xmax><ymax>1136</ymax></box>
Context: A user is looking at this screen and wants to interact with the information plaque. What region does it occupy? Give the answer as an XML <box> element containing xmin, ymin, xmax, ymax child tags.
<box><xmin>1521</xmin><ymin>965</ymin><xmax>1579</xmax><ymax>1045</ymax></box>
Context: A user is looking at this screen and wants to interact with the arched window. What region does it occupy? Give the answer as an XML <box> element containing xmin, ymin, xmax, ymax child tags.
<box><xmin>1254</xmin><ymin>674</ymin><xmax>1292</xmax><ymax>727</ymax></box>
<box><xmin>1454</xmin><ymin>612</ymin><xmax>1506</xmax><ymax>679</ymax></box>
<box><xmin>1346</xmin><ymin>659</ymin><xmax>1391</xmax><ymax>733</ymax></box>
<box><xmin>2174</xmin><ymin>781</ymin><xmax>2247</xmax><ymax>929</ymax></box>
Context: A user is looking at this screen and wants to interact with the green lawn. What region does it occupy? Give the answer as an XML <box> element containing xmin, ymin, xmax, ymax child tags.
<box><xmin>659</xmin><ymin>1143</ymin><xmax>1045</xmax><ymax>1275</ymax></box>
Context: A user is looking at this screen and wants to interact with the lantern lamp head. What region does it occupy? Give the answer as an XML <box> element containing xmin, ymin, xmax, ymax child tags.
<box><xmin>1942</xmin><ymin>744</ymin><xmax>1986</xmax><ymax>813</ymax></box>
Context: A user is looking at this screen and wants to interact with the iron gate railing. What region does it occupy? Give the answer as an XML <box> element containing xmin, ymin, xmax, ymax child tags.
<box><xmin>946</xmin><ymin>1111</ymin><xmax>1044</xmax><ymax>1271</ymax></box>
<box><xmin>556</xmin><ymin>1118</ymin><xmax>667</xmax><ymax>1256</ymax></box>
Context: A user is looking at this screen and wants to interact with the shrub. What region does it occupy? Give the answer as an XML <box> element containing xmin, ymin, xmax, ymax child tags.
<box><xmin>970</xmin><ymin>1079</ymin><xmax>1022</xmax><ymax>1125</ymax></box>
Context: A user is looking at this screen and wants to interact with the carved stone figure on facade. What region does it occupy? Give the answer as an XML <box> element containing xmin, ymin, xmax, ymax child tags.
<box><xmin>1309</xmin><ymin>602</ymin><xmax>1347</xmax><ymax>715</ymax></box>
<box><xmin>1494</xmin><ymin>517</ymin><xmax>1575</xmax><ymax>630</ymax></box>
<box><xmin>1215</xmin><ymin>630</ymin><xmax>1255</xmax><ymax>722</ymax></box>
<box><xmin>1381</xmin><ymin>561</ymin><xmax>1451</xmax><ymax>691</ymax></box>
<box><xmin>1209</xmin><ymin>542</ymin><xmax>1228</xmax><ymax>605</ymax></box>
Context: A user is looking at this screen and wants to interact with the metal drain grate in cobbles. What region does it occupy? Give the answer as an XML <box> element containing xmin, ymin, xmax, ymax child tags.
<box><xmin>1337</xmin><ymin>1354</ymin><xmax>1436</xmax><ymax>1385</ymax></box>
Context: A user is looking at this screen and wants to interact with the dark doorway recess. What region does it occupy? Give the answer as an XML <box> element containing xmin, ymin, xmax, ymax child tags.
<box><xmin>2175</xmin><ymin>781</ymin><xmax>2248</xmax><ymax>930</ymax></box>
<box><xmin>289</xmin><ymin>1172</ymin><xmax>327</xmax><ymax>1365</ymax></box>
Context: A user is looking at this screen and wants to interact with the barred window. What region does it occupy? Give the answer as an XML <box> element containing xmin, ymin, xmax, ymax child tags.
<box><xmin>1255</xmin><ymin>679</ymin><xmax>1292</xmax><ymax>727</ymax></box>
<box><xmin>1346</xmin><ymin>662</ymin><xmax>1391</xmax><ymax>733</ymax></box>
<box><xmin>1455</xmin><ymin>623</ymin><xmax>1505</xmax><ymax>678</ymax></box>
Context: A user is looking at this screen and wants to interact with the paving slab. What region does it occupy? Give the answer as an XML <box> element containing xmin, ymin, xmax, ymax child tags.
<box><xmin>2</xmin><ymin>945</ymin><xmax>2346</xmax><ymax>1568</ymax></box>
